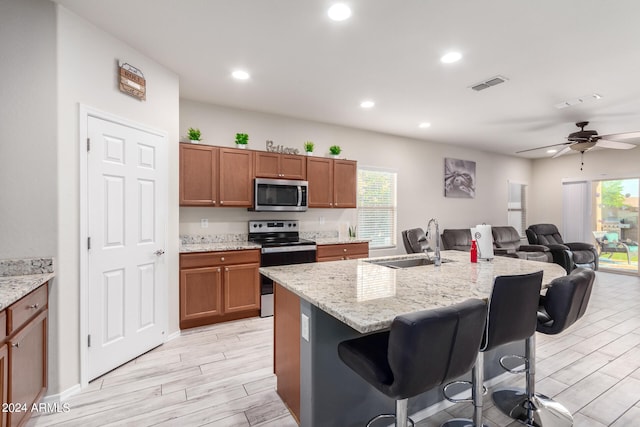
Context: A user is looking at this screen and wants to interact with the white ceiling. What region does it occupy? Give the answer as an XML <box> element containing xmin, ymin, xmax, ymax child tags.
<box><xmin>55</xmin><ymin>0</ymin><xmax>640</xmax><ymax>158</ymax></box>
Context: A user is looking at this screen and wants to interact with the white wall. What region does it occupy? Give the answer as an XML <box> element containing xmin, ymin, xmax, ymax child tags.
<box><xmin>180</xmin><ymin>100</ymin><xmax>533</xmax><ymax>255</ymax></box>
<box><xmin>0</xmin><ymin>0</ymin><xmax>57</xmax><ymax>259</ymax></box>
<box><xmin>529</xmin><ymin>147</ymin><xmax>640</xmax><ymax>229</ymax></box>
<box><xmin>55</xmin><ymin>5</ymin><xmax>180</xmax><ymax>396</ymax></box>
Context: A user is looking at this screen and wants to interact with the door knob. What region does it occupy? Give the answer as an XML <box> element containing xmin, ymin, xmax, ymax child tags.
<box><xmin>154</xmin><ymin>249</ymin><xmax>165</xmax><ymax>256</ymax></box>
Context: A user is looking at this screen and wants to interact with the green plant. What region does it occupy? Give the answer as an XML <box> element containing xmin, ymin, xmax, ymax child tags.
<box><xmin>329</xmin><ymin>145</ymin><xmax>341</xmax><ymax>155</ymax></box>
<box><xmin>304</xmin><ymin>141</ymin><xmax>315</xmax><ymax>152</ymax></box>
<box><xmin>187</xmin><ymin>127</ymin><xmax>202</xmax><ymax>141</ymax></box>
<box><xmin>235</xmin><ymin>133</ymin><xmax>249</xmax><ymax>145</ymax></box>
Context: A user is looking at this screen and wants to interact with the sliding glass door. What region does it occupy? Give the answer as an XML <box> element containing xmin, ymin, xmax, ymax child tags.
<box><xmin>592</xmin><ymin>179</ymin><xmax>639</xmax><ymax>273</ymax></box>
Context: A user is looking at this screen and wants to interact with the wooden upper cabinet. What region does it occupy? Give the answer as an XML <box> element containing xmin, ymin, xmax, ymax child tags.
<box><xmin>219</xmin><ymin>148</ymin><xmax>254</xmax><ymax>207</ymax></box>
<box><xmin>255</xmin><ymin>152</ymin><xmax>306</xmax><ymax>180</ymax></box>
<box><xmin>333</xmin><ymin>160</ymin><xmax>357</xmax><ymax>208</ymax></box>
<box><xmin>306</xmin><ymin>157</ymin><xmax>334</xmax><ymax>208</ymax></box>
<box><xmin>180</xmin><ymin>143</ymin><xmax>218</xmax><ymax>206</ymax></box>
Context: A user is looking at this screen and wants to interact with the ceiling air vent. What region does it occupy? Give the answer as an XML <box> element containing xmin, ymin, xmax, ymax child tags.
<box><xmin>470</xmin><ymin>75</ymin><xmax>508</xmax><ymax>91</ymax></box>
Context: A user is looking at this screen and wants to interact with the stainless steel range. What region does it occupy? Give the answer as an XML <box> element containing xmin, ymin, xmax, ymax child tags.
<box><xmin>248</xmin><ymin>220</ymin><xmax>317</xmax><ymax>317</ymax></box>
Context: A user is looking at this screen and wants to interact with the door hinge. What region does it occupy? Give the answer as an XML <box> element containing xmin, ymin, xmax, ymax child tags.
<box><xmin>87</xmin><ymin>237</ymin><xmax>91</xmax><ymax>250</ymax></box>
<box><xmin>87</xmin><ymin>138</ymin><xmax>91</xmax><ymax>152</ymax></box>
<box><xmin>87</xmin><ymin>334</ymin><xmax>91</xmax><ymax>347</ymax></box>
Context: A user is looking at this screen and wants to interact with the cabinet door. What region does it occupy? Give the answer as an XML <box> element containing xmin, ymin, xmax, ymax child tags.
<box><xmin>179</xmin><ymin>143</ymin><xmax>218</xmax><ymax>206</ymax></box>
<box><xmin>219</xmin><ymin>148</ymin><xmax>254</xmax><ymax>207</ymax></box>
<box><xmin>180</xmin><ymin>266</ymin><xmax>223</xmax><ymax>329</ymax></box>
<box><xmin>254</xmin><ymin>152</ymin><xmax>281</xmax><ymax>178</ymax></box>
<box><xmin>223</xmin><ymin>263</ymin><xmax>260</xmax><ymax>313</ymax></box>
<box><xmin>333</xmin><ymin>160</ymin><xmax>357</xmax><ymax>208</ymax></box>
<box><xmin>0</xmin><ymin>343</ymin><xmax>7</xmax><ymax>427</ymax></box>
<box><xmin>307</xmin><ymin>157</ymin><xmax>334</xmax><ymax>208</ymax></box>
<box><xmin>280</xmin><ymin>155</ymin><xmax>307</xmax><ymax>180</ymax></box>
<box><xmin>8</xmin><ymin>310</ymin><xmax>47</xmax><ymax>427</ymax></box>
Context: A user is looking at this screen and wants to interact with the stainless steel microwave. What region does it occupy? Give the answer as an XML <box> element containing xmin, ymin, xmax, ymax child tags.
<box><xmin>254</xmin><ymin>178</ymin><xmax>309</xmax><ymax>211</ymax></box>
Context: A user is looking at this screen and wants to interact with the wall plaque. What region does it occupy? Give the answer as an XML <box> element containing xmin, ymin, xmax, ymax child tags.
<box><xmin>266</xmin><ymin>140</ymin><xmax>300</xmax><ymax>155</ymax></box>
<box><xmin>118</xmin><ymin>61</ymin><xmax>146</xmax><ymax>101</ymax></box>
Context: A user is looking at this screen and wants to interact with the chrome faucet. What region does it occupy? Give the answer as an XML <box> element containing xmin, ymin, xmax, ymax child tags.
<box><xmin>426</xmin><ymin>218</ymin><xmax>441</xmax><ymax>266</ymax></box>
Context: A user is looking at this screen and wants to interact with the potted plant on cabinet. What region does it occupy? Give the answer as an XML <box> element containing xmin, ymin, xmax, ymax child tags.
<box><xmin>187</xmin><ymin>127</ymin><xmax>202</xmax><ymax>144</ymax></box>
<box><xmin>329</xmin><ymin>145</ymin><xmax>341</xmax><ymax>158</ymax></box>
<box><xmin>304</xmin><ymin>141</ymin><xmax>315</xmax><ymax>156</ymax></box>
<box><xmin>235</xmin><ymin>133</ymin><xmax>249</xmax><ymax>149</ymax></box>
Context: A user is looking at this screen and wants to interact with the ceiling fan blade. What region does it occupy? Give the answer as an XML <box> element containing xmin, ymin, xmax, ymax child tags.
<box><xmin>598</xmin><ymin>131</ymin><xmax>640</xmax><ymax>144</ymax></box>
<box><xmin>595</xmin><ymin>139</ymin><xmax>637</xmax><ymax>150</ymax></box>
<box><xmin>515</xmin><ymin>142</ymin><xmax>570</xmax><ymax>154</ymax></box>
<box><xmin>552</xmin><ymin>146</ymin><xmax>573</xmax><ymax>158</ymax></box>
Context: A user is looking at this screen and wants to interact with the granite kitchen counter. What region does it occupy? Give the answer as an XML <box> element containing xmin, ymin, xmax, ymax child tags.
<box><xmin>179</xmin><ymin>241</ymin><xmax>261</xmax><ymax>253</ymax></box>
<box><xmin>0</xmin><ymin>258</ymin><xmax>55</xmax><ymax>310</ymax></box>
<box><xmin>314</xmin><ymin>237</ymin><xmax>370</xmax><ymax>245</ymax></box>
<box><xmin>261</xmin><ymin>250</ymin><xmax>566</xmax><ymax>334</ymax></box>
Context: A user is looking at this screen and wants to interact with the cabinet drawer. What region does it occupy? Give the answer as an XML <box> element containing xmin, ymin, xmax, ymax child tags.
<box><xmin>316</xmin><ymin>243</ymin><xmax>369</xmax><ymax>259</ymax></box>
<box><xmin>181</xmin><ymin>250</ymin><xmax>260</xmax><ymax>269</ymax></box>
<box><xmin>7</xmin><ymin>284</ymin><xmax>47</xmax><ymax>335</ymax></box>
<box><xmin>0</xmin><ymin>311</ymin><xmax>5</xmax><ymax>342</ymax></box>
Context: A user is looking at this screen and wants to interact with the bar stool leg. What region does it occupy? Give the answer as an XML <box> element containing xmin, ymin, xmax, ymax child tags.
<box><xmin>442</xmin><ymin>352</ymin><xmax>488</xmax><ymax>427</ymax></box>
<box><xmin>365</xmin><ymin>399</ymin><xmax>415</xmax><ymax>427</ymax></box>
<box><xmin>492</xmin><ymin>335</ymin><xmax>573</xmax><ymax>427</ymax></box>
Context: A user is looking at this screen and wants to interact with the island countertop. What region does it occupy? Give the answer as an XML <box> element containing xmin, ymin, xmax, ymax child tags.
<box><xmin>260</xmin><ymin>250</ymin><xmax>566</xmax><ymax>333</ymax></box>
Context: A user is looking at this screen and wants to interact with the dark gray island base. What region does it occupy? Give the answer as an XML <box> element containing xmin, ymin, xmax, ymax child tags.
<box><xmin>264</xmin><ymin>252</ymin><xmax>566</xmax><ymax>426</ymax></box>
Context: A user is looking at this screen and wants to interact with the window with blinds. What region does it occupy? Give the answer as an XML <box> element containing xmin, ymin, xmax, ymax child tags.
<box><xmin>507</xmin><ymin>182</ymin><xmax>527</xmax><ymax>237</ymax></box>
<box><xmin>357</xmin><ymin>168</ymin><xmax>397</xmax><ymax>249</ymax></box>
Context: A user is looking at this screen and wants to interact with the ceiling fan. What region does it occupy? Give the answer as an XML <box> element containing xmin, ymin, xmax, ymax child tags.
<box><xmin>517</xmin><ymin>121</ymin><xmax>640</xmax><ymax>158</ymax></box>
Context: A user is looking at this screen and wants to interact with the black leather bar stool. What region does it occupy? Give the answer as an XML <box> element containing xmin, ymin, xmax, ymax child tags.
<box><xmin>492</xmin><ymin>268</ymin><xmax>596</xmax><ymax>427</ymax></box>
<box><xmin>338</xmin><ymin>299</ymin><xmax>488</xmax><ymax>427</ymax></box>
<box><xmin>443</xmin><ymin>271</ymin><xmax>543</xmax><ymax>427</ymax></box>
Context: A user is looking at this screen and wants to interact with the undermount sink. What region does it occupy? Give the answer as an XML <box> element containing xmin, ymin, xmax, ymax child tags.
<box><xmin>365</xmin><ymin>257</ymin><xmax>452</xmax><ymax>269</ymax></box>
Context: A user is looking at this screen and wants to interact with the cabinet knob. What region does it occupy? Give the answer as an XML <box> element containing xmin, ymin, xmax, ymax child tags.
<box><xmin>217</xmin><ymin>268</ymin><xmax>221</xmax><ymax>272</ymax></box>
<box><xmin>343</xmin><ymin>248</ymin><xmax>347</xmax><ymax>252</ymax></box>
<box><xmin>225</xmin><ymin>268</ymin><xmax>229</xmax><ymax>272</ymax></box>
<box><xmin>330</xmin><ymin>203</ymin><xmax>333</xmax><ymax>206</ymax></box>
<box><xmin>220</xmin><ymin>201</ymin><xmax>224</xmax><ymax>205</ymax></box>
<box><xmin>12</xmin><ymin>342</ymin><xmax>19</xmax><ymax>348</ymax></box>
<box><xmin>220</xmin><ymin>257</ymin><xmax>225</xmax><ymax>262</ymax></box>
<box><xmin>29</xmin><ymin>303</ymin><xmax>39</xmax><ymax>309</ymax></box>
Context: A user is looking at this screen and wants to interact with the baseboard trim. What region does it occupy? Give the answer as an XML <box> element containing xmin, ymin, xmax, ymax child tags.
<box><xmin>166</xmin><ymin>329</ymin><xmax>181</xmax><ymax>342</ymax></box>
<box><xmin>41</xmin><ymin>383</ymin><xmax>82</xmax><ymax>403</ymax></box>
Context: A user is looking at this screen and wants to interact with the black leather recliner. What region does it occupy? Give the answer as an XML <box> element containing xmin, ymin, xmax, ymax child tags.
<box><xmin>492</xmin><ymin>226</ymin><xmax>552</xmax><ymax>263</ymax></box>
<box><xmin>525</xmin><ymin>224</ymin><xmax>598</xmax><ymax>272</ymax></box>
<box><xmin>441</xmin><ymin>228</ymin><xmax>472</xmax><ymax>251</ymax></box>
<box><xmin>401</xmin><ymin>228</ymin><xmax>429</xmax><ymax>253</ymax></box>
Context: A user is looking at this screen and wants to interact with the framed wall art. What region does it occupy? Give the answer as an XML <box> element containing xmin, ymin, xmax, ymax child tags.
<box><xmin>444</xmin><ymin>158</ymin><xmax>476</xmax><ymax>198</ymax></box>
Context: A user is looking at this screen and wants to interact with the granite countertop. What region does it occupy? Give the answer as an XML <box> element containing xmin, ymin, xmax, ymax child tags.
<box><xmin>0</xmin><ymin>258</ymin><xmax>55</xmax><ymax>311</ymax></box>
<box><xmin>180</xmin><ymin>241</ymin><xmax>261</xmax><ymax>253</ymax></box>
<box><xmin>314</xmin><ymin>238</ymin><xmax>370</xmax><ymax>245</ymax></box>
<box><xmin>260</xmin><ymin>250</ymin><xmax>566</xmax><ymax>334</ymax></box>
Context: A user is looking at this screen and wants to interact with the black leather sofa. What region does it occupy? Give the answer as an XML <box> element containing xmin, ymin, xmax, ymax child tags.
<box><xmin>492</xmin><ymin>226</ymin><xmax>552</xmax><ymax>263</ymax></box>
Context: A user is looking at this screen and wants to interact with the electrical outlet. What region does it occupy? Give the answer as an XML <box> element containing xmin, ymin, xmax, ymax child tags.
<box><xmin>319</xmin><ymin>216</ymin><xmax>325</xmax><ymax>224</ymax></box>
<box><xmin>200</xmin><ymin>218</ymin><xmax>209</xmax><ymax>228</ymax></box>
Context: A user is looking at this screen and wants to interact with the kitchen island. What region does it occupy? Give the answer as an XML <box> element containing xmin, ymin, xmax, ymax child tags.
<box><xmin>260</xmin><ymin>251</ymin><xmax>566</xmax><ymax>427</ymax></box>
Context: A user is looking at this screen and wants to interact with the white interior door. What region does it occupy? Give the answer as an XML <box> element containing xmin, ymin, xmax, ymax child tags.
<box><xmin>87</xmin><ymin>116</ymin><xmax>167</xmax><ymax>380</ymax></box>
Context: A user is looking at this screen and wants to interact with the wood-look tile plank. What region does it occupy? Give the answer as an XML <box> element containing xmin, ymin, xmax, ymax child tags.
<box><xmin>552</xmin><ymin>371</ymin><xmax>619</xmax><ymax>414</ymax></box>
<box><xmin>550</xmin><ymin>350</ymin><xmax>611</xmax><ymax>386</ymax></box>
<box><xmin>580</xmin><ymin>377</ymin><xmax>640</xmax><ymax>425</ymax></box>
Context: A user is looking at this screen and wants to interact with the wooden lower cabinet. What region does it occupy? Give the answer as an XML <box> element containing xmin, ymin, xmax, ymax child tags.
<box><xmin>316</xmin><ymin>242</ymin><xmax>369</xmax><ymax>262</ymax></box>
<box><xmin>3</xmin><ymin>283</ymin><xmax>48</xmax><ymax>427</ymax></box>
<box><xmin>180</xmin><ymin>250</ymin><xmax>260</xmax><ymax>329</ymax></box>
<box><xmin>274</xmin><ymin>283</ymin><xmax>301</xmax><ymax>422</ymax></box>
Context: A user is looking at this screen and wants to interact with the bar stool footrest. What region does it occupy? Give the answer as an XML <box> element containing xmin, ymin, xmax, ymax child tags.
<box><xmin>492</xmin><ymin>388</ymin><xmax>573</xmax><ymax>427</ymax></box>
<box><xmin>442</xmin><ymin>380</ymin><xmax>486</xmax><ymax>404</ymax></box>
<box><xmin>441</xmin><ymin>418</ymin><xmax>488</xmax><ymax>427</ymax></box>
<box><xmin>498</xmin><ymin>354</ymin><xmax>527</xmax><ymax>374</ymax></box>
<box><xmin>366</xmin><ymin>413</ymin><xmax>415</xmax><ymax>427</ymax></box>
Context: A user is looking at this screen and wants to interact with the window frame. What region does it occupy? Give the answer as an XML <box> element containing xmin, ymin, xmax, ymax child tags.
<box><xmin>357</xmin><ymin>167</ymin><xmax>398</xmax><ymax>250</ymax></box>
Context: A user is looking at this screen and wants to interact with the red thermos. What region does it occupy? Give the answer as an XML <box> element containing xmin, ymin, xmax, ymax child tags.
<box><xmin>470</xmin><ymin>240</ymin><xmax>478</xmax><ymax>263</ymax></box>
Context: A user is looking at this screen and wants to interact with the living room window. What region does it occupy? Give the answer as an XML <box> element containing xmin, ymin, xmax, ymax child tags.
<box><xmin>357</xmin><ymin>168</ymin><xmax>397</xmax><ymax>249</ymax></box>
<box><xmin>508</xmin><ymin>181</ymin><xmax>527</xmax><ymax>237</ymax></box>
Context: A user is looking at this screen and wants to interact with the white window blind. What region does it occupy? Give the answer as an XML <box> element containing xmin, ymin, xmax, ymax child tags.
<box><xmin>357</xmin><ymin>168</ymin><xmax>397</xmax><ymax>249</ymax></box>
<box><xmin>507</xmin><ymin>182</ymin><xmax>527</xmax><ymax>237</ymax></box>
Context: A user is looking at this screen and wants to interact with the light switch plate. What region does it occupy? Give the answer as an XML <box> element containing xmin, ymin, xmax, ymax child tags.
<box><xmin>301</xmin><ymin>313</ymin><xmax>309</xmax><ymax>341</ymax></box>
<box><xmin>200</xmin><ymin>218</ymin><xmax>209</xmax><ymax>228</ymax></box>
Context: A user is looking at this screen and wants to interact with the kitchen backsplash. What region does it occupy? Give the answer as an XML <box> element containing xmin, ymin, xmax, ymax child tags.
<box><xmin>0</xmin><ymin>258</ymin><xmax>55</xmax><ymax>276</ymax></box>
<box><xmin>180</xmin><ymin>230</ymin><xmax>338</xmax><ymax>245</ymax></box>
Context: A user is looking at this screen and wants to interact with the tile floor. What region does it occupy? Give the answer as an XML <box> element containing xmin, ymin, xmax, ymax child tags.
<box><xmin>29</xmin><ymin>271</ymin><xmax>640</xmax><ymax>426</ymax></box>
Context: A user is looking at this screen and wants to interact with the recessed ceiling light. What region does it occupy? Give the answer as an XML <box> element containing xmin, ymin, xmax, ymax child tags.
<box><xmin>328</xmin><ymin>3</ymin><xmax>352</xmax><ymax>21</ymax></box>
<box><xmin>360</xmin><ymin>100</ymin><xmax>375</xmax><ymax>108</ymax></box>
<box><xmin>232</xmin><ymin>70</ymin><xmax>250</xmax><ymax>80</ymax></box>
<box><xmin>440</xmin><ymin>51</ymin><xmax>462</xmax><ymax>64</ymax></box>
<box><xmin>547</xmin><ymin>149</ymin><xmax>558</xmax><ymax>154</ymax></box>
<box><xmin>418</xmin><ymin>122</ymin><xmax>431</xmax><ymax>129</ymax></box>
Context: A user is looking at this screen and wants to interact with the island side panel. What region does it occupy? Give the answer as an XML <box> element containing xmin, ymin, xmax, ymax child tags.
<box><xmin>274</xmin><ymin>283</ymin><xmax>301</xmax><ymax>422</ymax></box>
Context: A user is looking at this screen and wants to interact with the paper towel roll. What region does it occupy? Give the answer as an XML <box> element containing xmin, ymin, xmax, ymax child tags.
<box><xmin>470</xmin><ymin>224</ymin><xmax>494</xmax><ymax>260</ymax></box>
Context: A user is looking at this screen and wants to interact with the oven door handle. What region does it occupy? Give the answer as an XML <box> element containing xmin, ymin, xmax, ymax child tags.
<box><xmin>261</xmin><ymin>245</ymin><xmax>317</xmax><ymax>254</ymax></box>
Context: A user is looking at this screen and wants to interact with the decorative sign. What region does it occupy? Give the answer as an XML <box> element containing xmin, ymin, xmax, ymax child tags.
<box><xmin>118</xmin><ymin>61</ymin><xmax>146</xmax><ymax>101</ymax></box>
<box><xmin>266</xmin><ymin>140</ymin><xmax>300</xmax><ymax>155</ymax></box>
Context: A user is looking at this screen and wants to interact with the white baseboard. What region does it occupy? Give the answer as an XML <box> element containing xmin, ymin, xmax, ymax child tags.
<box><xmin>41</xmin><ymin>383</ymin><xmax>82</xmax><ymax>403</ymax></box>
<box><xmin>166</xmin><ymin>329</ymin><xmax>181</xmax><ymax>342</ymax></box>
